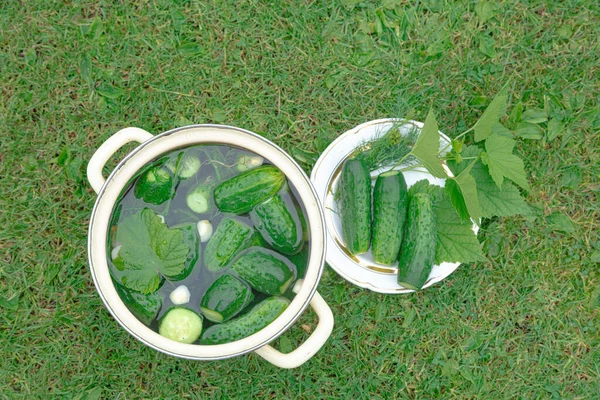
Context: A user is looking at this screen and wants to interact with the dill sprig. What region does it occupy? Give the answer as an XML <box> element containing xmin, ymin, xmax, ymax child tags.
<box><xmin>354</xmin><ymin>120</ymin><xmax>419</xmax><ymax>172</ymax></box>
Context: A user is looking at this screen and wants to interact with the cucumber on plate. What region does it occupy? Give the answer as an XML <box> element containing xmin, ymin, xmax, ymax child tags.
<box><xmin>338</xmin><ymin>158</ymin><xmax>372</xmax><ymax>255</ymax></box>
<box><xmin>371</xmin><ymin>170</ymin><xmax>408</xmax><ymax>265</ymax></box>
<box><xmin>397</xmin><ymin>192</ymin><xmax>437</xmax><ymax>290</ymax></box>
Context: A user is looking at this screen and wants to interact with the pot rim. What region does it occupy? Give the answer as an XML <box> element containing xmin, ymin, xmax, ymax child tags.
<box><xmin>88</xmin><ymin>124</ymin><xmax>326</xmax><ymax>360</ymax></box>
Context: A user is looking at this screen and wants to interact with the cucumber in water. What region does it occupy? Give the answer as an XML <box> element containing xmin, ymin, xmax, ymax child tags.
<box><xmin>166</xmin><ymin>153</ymin><xmax>201</xmax><ymax>179</ymax></box>
<box><xmin>231</xmin><ymin>247</ymin><xmax>297</xmax><ymax>295</ymax></box>
<box><xmin>397</xmin><ymin>193</ymin><xmax>437</xmax><ymax>290</ymax></box>
<box><xmin>200</xmin><ymin>296</ymin><xmax>290</xmax><ymax>345</ymax></box>
<box><xmin>250</xmin><ymin>194</ymin><xmax>303</xmax><ymax>255</ymax></box>
<box><xmin>204</xmin><ymin>218</ymin><xmax>253</xmax><ymax>271</ymax></box>
<box><xmin>338</xmin><ymin>158</ymin><xmax>372</xmax><ymax>255</ymax></box>
<box><xmin>158</xmin><ymin>307</ymin><xmax>203</xmax><ymax>344</ymax></box>
<box><xmin>114</xmin><ymin>282</ymin><xmax>162</xmax><ymax>326</ymax></box>
<box><xmin>186</xmin><ymin>182</ymin><xmax>216</xmax><ymax>214</ymax></box>
<box><xmin>200</xmin><ymin>274</ymin><xmax>254</xmax><ymax>323</ymax></box>
<box><xmin>371</xmin><ymin>170</ymin><xmax>408</xmax><ymax>265</ymax></box>
<box><xmin>213</xmin><ymin>165</ymin><xmax>285</xmax><ymax>214</ymax></box>
<box><xmin>169</xmin><ymin>224</ymin><xmax>200</xmax><ymax>281</ymax></box>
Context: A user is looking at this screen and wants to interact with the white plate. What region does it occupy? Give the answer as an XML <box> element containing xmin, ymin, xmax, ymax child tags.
<box><xmin>310</xmin><ymin>118</ymin><xmax>478</xmax><ymax>294</ymax></box>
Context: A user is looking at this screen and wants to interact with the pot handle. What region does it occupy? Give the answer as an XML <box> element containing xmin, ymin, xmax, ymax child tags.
<box><xmin>87</xmin><ymin>127</ymin><xmax>154</xmax><ymax>194</ymax></box>
<box><xmin>254</xmin><ymin>280</ymin><xmax>334</xmax><ymax>369</ymax></box>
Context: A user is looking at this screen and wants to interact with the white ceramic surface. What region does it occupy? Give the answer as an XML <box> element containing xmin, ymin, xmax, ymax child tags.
<box><xmin>310</xmin><ymin>119</ymin><xmax>478</xmax><ymax>294</ymax></box>
<box><xmin>87</xmin><ymin>125</ymin><xmax>333</xmax><ymax>368</ymax></box>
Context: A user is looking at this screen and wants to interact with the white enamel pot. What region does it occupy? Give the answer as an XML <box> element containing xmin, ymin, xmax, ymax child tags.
<box><xmin>86</xmin><ymin>125</ymin><xmax>334</xmax><ymax>369</ymax></box>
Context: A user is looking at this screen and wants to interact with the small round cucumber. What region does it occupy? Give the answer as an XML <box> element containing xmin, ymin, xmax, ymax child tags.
<box><xmin>158</xmin><ymin>308</ymin><xmax>203</xmax><ymax>344</ymax></box>
<box><xmin>186</xmin><ymin>182</ymin><xmax>215</xmax><ymax>214</ymax></box>
<box><xmin>166</xmin><ymin>153</ymin><xmax>201</xmax><ymax>179</ymax></box>
<box><xmin>200</xmin><ymin>297</ymin><xmax>290</xmax><ymax>345</ymax></box>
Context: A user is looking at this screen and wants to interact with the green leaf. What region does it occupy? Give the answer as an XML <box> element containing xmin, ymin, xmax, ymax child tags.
<box><xmin>547</xmin><ymin>118</ymin><xmax>564</xmax><ymax>141</ymax></box>
<box><xmin>591</xmin><ymin>251</ymin><xmax>600</xmax><ymax>264</ymax></box>
<box><xmin>435</xmin><ymin>191</ymin><xmax>486</xmax><ymax>264</ymax></box>
<box><xmin>115</xmin><ymin>209</ymin><xmax>189</xmax><ymax>294</ymax></box>
<box><xmin>475</xmin><ymin>2</ymin><xmax>496</xmax><ymax>24</ymax></box>
<box><xmin>411</xmin><ymin>110</ymin><xmax>446</xmax><ymax>178</ymax></box>
<box><xmin>80</xmin><ymin>53</ymin><xmax>92</xmax><ymax>85</ymax></box>
<box><xmin>409</xmin><ymin>181</ymin><xmax>486</xmax><ymax>263</ymax></box>
<box><xmin>491</xmin><ymin>122</ymin><xmax>513</xmax><ymax>138</ymax></box>
<box><xmin>546</xmin><ymin>212</ymin><xmax>575</xmax><ymax>233</ymax></box>
<box><xmin>484</xmin><ymin>134</ymin><xmax>530</xmax><ymax>191</ymax></box>
<box><xmin>478</xmin><ymin>35</ymin><xmax>496</xmax><ymax>58</ymax></box>
<box><xmin>88</xmin><ymin>17</ymin><xmax>104</xmax><ymax>40</ymax></box>
<box><xmin>452</xmin><ymin>160</ymin><xmax>481</xmax><ymax>220</ymax></box>
<box><xmin>0</xmin><ymin>294</ymin><xmax>19</xmax><ymax>311</ymax></box>
<box><xmin>473</xmin><ymin>86</ymin><xmax>508</xmax><ymax>142</ymax></box>
<box><xmin>81</xmin><ymin>387</ymin><xmax>103</xmax><ymax>400</ymax></box>
<box><xmin>96</xmin><ymin>83</ymin><xmax>125</xmax><ymax>99</ymax></box>
<box><xmin>508</xmin><ymin>102</ymin><xmax>523</xmax><ymax>126</ymax></box>
<box><xmin>521</xmin><ymin>108</ymin><xmax>548</xmax><ymax>124</ymax></box>
<box><xmin>448</xmin><ymin>145</ymin><xmax>529</xmax><ymax>218</ymax></box>
<box><xmin>515</xmin><ymin>122</ymin><xmax>543</xmax><ymax>140</ymax></box>
<box><xmin>445</xmin><ymin>179</ymin><xmax>469</xmax><ymax>221</ymax></box>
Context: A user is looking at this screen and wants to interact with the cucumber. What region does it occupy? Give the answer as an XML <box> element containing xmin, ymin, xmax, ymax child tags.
<box><xmin>338</xmin><ymin>158</ymin><xmax>372</xmax><ymax>255</ymax></box>
<box><xmin>397</xmin><ymin>193</ymin><xmax>437</xmax><ymax>290</ymax></box>
<box><xmin>200</xmin><ymin>274</ymin><xmax>254</xmax><ymax>323</ymax></box>
<box><xmin>204</xmin><ymin>218</ymin><xmax>253</xmax><ymax>272</ymax></box>
<box><xmin>158</xmin><ymin>307</ymin><xmax>203</xmax><ymax>344</ymax></box>
<box><xmin>134</xmin><ymin>164</ymin><xmax>173</xmax><ymax>205</ymax></box>
<box><xmin>231</xmin><ymin>247</ymin><xmax>296</xmax><ymax>295</ymax></box>
<box><xmin>114</xmin><ymin>282</ymin><xmax>162</xmax><ymax>326</ymax></box>
<box><xmin>186</xmin><ymin>182</ymin><xmax>215</xmax><ymax>214</ymax></box>
<box><xmin>200</xmin><ymin>297</ymin><xmax>290</xmax><ymax>345</ymax></box>
<box><xmin>250</xmin><ymin>194</ymin><xmax>303</xmax><ymax>255</ymax></box>
<box><xmin>371</xmin><ymin>170</ymin><xmax>408</xmax><ymax>265</ymax></box>
<box><xmin>165</xmin><ymin>153</ymin><xmax>201</xmax><ymax>179</ymax></box>
<box><xmin>213</xmin><ymin>165</ymin><xmax>285</xmax><ymax>214</ymax></box>
<box><xmin>169</xmin><ymin>224</ymin><xmax>200</xmax><ymax>281</ymax></box>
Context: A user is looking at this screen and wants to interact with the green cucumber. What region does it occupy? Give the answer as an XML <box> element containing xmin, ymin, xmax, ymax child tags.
<box><xmin>397</xmin><ymin>193</ymin><xmax>437</xmax><ymax>290</ymax></box>
<box><xmin>170</xmin><ymin>224</ymin><xmax>200</xmax><ymax>281</ymax></box>
<box><xmin>250</xmin><ymin>194</ymin><xmax>303</xmax><ymax>255</ymax></box>
<box><xmin>338</xmin><ymin>158</ymin><xmax>372</xmax><ymax>255</ymax></box>
<box><xmin>200</xmin><ymin>274</ymin><xmax>254</xmax><ymax>323</ymax></box>
<box><xmin>114</xmin><ymin>282</ymin><xmax>162</xmax><ymax>326</ymax></box>
<box><xmin>371</xmin><ymin>170</ymin><xmax>408</xmax><ymax>265</ymax></box>
<box><xmin>204</xmin><ymin>218</ymin><xmax>253</xmax><ymax>272</ymax></box>
<box><xmin>200</xmin><ymin>297</ymin><xmax>290</xmax><ymax>345</ymax></box>
<box><xmin>186</xmin><ymin>182</ymin><xmax>215</xmax><ymax>214</ymax></box>
<box><xmin>165</xmin><ymin>153</ymin><xmax>201</xmax><ymax>179</ymax></box>
<box><xmin>158</xmin><ymin>307</ymin><xmax>203</xmax><ymax>344</ymax></box>
<box><xmin>134</xmin><ymin>163</ymin><xmax>173</xmax><ymax>205</ymax></box>
<box><xmin>213</xmin><ymin>165</ymin><xmax>285</xmax><ymax>214</ymax></box>
<box><xmin>231</xmin><ymin>247</ymin><xmax>296</xmax><ymax>295</ymax></box>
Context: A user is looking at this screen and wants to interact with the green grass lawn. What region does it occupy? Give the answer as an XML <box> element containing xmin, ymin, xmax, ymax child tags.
<box><xmin>1</xmin><ymin>0</ymin><xmax>599</xmax><ymax>398</ymax></box>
